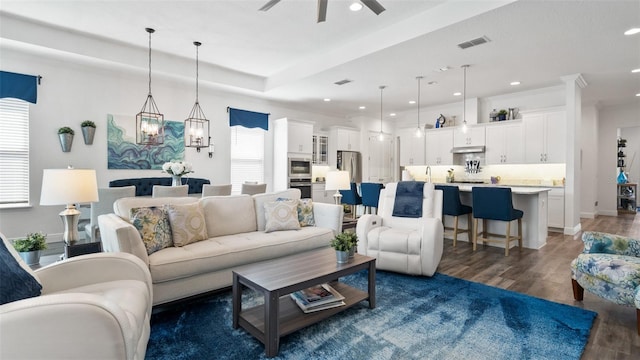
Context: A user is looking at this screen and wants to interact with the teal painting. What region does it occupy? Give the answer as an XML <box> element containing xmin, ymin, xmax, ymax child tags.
<box><xmin>107</xmin><ymin>114</ymin><xmax>184</xmax><ymax>169</ymax></box>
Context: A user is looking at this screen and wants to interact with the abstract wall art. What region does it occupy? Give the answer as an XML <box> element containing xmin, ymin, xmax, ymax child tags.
<box><xmin>107</xmin><ymin>114</ymin><xmax>185</xmax><ymax>169</ymax></box>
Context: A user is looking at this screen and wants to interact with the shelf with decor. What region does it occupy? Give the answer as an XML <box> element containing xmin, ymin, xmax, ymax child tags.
<box><xmin>617</xmin><ymin>183</ymin><xmax>637</xmax><ymax>215</ymax></box>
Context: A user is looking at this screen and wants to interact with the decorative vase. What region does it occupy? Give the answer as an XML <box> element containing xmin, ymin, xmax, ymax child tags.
<box><xmin>348</xmin><ymin>247</ymin><xmax>355</xmax><ymax>258</ymax></box>
<box><xmin>81</xmin><ymin>126</ymin><xmax>96</xmax><ymax>145</ymax></box>
<box><xmin>171</xmin><ymin>175</ymin><xmax>182</xmax><ymax>187</ymax></box>
<box><xmin>617</xmin><ymin>171</ymin><xmax>628</xmax><ymax>184</ymax></box>
<box><xmin>58</xmin><ymin>133</ymin><xmax>73</xmax><ymax>152</ymax></box>
<box><xmin>446</xmin><ymin>176</ymin><xmax>454</xmax><ymax>183</ymax></box>
<box><xmin>19</xmin><ymin>250</ymin><xmax>41</xmax><ymax>266</ymax></box>
<box><xmin>335</xmin><ymin>250</ymin><xmax>349</xmax><ymax>264</ymax></box>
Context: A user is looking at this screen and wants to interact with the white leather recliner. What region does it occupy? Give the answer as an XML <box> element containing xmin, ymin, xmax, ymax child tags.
<box><xmin>0</xmin><ymin>234</ymin><xmax>153</xmax><ymax>360</ymax></box>
<box><xmin>356</xmin><ymin>182</ymin><xmax>444</xmax><ymax>276</ymax></box>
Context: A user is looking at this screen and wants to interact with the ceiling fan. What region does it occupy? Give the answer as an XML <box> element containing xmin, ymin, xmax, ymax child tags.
<box><xmin>259</xmin><ymin>0</ymin><xmax>386</xmax><ymax>23</ymax></box>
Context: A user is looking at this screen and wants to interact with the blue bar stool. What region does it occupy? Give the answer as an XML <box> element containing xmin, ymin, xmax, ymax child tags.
<box><xmin>435</xmin><ymin>185</ymin><xmax>472</xmax><ymax>247</ymax></box>
<box><xmin>340</xmin><ymin>182</ymin><xmax>362</xmax><ymax>218</ymax></box>
<box><xmin>360</xmin><ymin>182</ymin><xmax>384</xmax><ymax>214</ymax></box>
<box><xmin>471</xmin><ymin>187</ymin><xmax>523</xmax><ymax>256</ymax></box>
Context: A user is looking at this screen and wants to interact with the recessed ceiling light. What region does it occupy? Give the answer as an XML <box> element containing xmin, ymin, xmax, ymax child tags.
<box><xmin>359</xmin><ymin>106</ymin><xmax>366</xmax><ymax>109</ymax></box>
<box><xmin>624</xmin><ymin>28</ymin><xmax>640</xmax><ymax>35</ymax></box>
<box><xmin>632</xmin><ymin>68</ymin><xmax>640</xmax><ymax>73</ymax></box>
<box><xmin>636</xmin><ymin>93</ymin><xmax>640</xmax><ymax>97</ymax></box>
<box><xmin>409</xmin><ymin>100</ymin><xmax>416</xmax><ymax>104</ymax></box>
<box><xmin>390</xmin><ymin>113</ymin><xmax>396</xmax><ymax>117</ymax></box>
<box><xmin>323</xmin><ymin>98</ymin><xmax>331</xmax><ymax>102</ymax></box>
<box><xmin>510</xmin><ymin>81</ymin><xmax>521</xmax><ymax>86</ymax></box>
<box><xmin>453</xmin><ymin>92</ymin><xmax>462</xmax><ymax>96</ymax></box>
<box><xmin>436</xmin><ymin>66</ymin><xmax>450</xmax><ymax>72</ymax></box>
<box><xmin>427</xmin><ymin>81</ymin><xmax>438</xmax><ymax>85</ymax></box>
<box><xmin>349</xmin><ymin>2</ymin><xmax>363</xmax><ymax>11</ymax></box>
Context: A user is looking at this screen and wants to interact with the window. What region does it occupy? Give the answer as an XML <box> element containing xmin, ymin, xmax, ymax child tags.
<box><xmin>230</xmin><ymin>126</ymin><xmax>264</xmax><ymax>194</ymax></box>
<box><xmin>0</xmin><ymin>98</ymin><xmax>30</xmax><ymax>206</ymax></box>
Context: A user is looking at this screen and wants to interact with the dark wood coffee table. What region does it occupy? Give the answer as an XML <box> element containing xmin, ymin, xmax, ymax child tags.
<box><xmin>232</xmin><ymin>247</ymin><xmax>376</xmax><ymax>358</ymax></box>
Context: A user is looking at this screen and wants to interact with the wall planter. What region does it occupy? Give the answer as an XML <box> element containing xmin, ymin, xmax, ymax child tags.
<box><xmin>81</xmin><ymin>120</ymin><xmax>96</xmax><ymax>145</ymax></box>
<box><xmin>58</xmin><ymin>126</ymin><xmax>75</xmax><ymax>152</ymax></box>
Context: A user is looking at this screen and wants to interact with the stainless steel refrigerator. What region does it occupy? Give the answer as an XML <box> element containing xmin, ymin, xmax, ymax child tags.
<box><xmin>337</xmin><ymin>151</ymin><xmax>362</xmax><ymax>183</ymax></box>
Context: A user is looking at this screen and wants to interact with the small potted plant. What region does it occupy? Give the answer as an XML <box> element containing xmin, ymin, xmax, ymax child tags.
<box><xmin>13</xmin><ymin>232</ymin><xmax>47</xmax><ymax>266</ymax></box>
<box><xmin>446</xmin><ymin>168</ymin><xmax>455</xmax><ymax>183</ymax></box>
<box><xmin>81</xmin><ymin>120</ymin><xmax>96</xmax><ymax>145</ymax></box>
<box><xmin>330</xmin><ymin>232</ymin><xmax>354</xmax><ymax>263</ymax></box>
<box><xmin>58</xmin><ymin>126</ymin><xmax>75</xmax><ymax>152</ymax></box>
<box><xmin>497</xmin><ymin>109</ymin><xmax>508</xmax><ymax>121</ymax></box>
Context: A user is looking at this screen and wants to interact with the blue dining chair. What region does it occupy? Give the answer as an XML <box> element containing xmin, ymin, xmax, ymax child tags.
<box><xmin>471</xmin><ymin>187</ymin><xmax>523</xmax><ymax>256</ymax></box>
<box><xmin>360</xmin><ymin>183</ymin><xmax>384</xmax><ymax>215</ymax></box>
<box><xmin>340</xmin><ymin>182</ymin><xmax>362</xmax><ymax>218</ymax></box>
<box><xmin>435</xmin><ymin>185</ymin><xmax>472</xmax><ymax>247</ymax></box>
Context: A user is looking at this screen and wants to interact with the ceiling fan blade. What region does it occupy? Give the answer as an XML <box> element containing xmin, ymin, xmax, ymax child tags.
<box><xmin>361</xmin><ymin>0</ymin><xmax>386</xmax><ymax>15</ymax></box>
<box><xmin>259</xmin><ymin>0</ymin><xmax>281</xmax><ymax>11</ymax></box>
<box><xmin>317</xmin><ymin>0</ymin><xmax>328</xmax><ymax>23</ymax></box>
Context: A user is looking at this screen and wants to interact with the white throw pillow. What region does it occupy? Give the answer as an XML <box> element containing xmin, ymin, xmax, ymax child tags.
<box><xmin>264</xmin><ymin>199</ymin><xmax>301</xmax><ymax>233</ymax></box>
<box><xmin>165</xmin><ymin>203</ymin><xmax>208</xmax><ymax>247</ymax></box>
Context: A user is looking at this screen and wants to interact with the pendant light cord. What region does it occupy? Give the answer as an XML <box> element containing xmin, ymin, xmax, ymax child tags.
<box><xmin>417</xmin><ymin>76</ymin><xmax>423</xmax><ymax>129</ymax></box>
<box><xmin>379</xmin><ymin>85</ymin><xmax>386</xmax><ymax>133</ymax></box>
<box><xmin>147</xmin><ymin>29</ymin><xmax>152</xmax><ymax>96</ymax></box>
<box><xmin>195</xmin><ymin>42</ymin><xmax>201</xmax><ymax>103</ymax></box>
<box><xmin>462</xmin><ymin>65</ymin><xmax>468</xmax><ymax>125</ymax></box>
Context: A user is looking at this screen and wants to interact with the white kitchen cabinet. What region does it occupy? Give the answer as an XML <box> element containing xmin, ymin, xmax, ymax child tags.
<box><xmin>312</xmin><ymin>183</ymin><xmax>333</xmax><ymax>204</ymax></box>
<box><xmin>425</xmin><ymin>128</ymin><xmax>453</xmax><ymax>165</ymax></box>
<box><xmin>332</xmin><ymin>127</ymin><xmax>360</xmax><ymax>151</ymax></box>
<box><xmin>485</xmin><ymin>122</ymin><xmax>524</xmax><ymax>164</ymax></box>
<box><xmin>397</xmin><ymin>127</ymin><xmax>425</xmax><ymax>166</ymax></box>
<box><xmin>368</xmin><ymin>133</ymin><xmax>394</xmax><ymax>183</ymax></box>
<box><xmin>522</xmin><ymin>109</ymin><xmax>566</xmax><ymax>163</ymax></box>
<box><xmin>453</xmin><ymin>126</ymin><xmax>485</xmax><ymax>147</ymax></box>
<box><xmin>312</xmin><ymin>134</ymin><xmax>328</xmax><ymax>165</ymax></box>
<box><xmin>548</xmin><ymin>188</ymin><xmax>565</xmax><ymax>230</ymax></box>
<box><xmin>287</xmin><ymin>120</ymin><xmax>313</xmax><ymax>154</ymax></box>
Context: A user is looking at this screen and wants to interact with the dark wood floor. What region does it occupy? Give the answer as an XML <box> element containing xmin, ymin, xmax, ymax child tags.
<box><xmin>438</xmin><ymin>213</ymin><xmax>640</xmax><ymax>360</ymax></box>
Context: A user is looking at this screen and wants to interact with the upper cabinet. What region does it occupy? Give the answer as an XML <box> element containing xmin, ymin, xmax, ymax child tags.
<box><xmin>485</xmin><ymin>122</ymin><xmax>524</xmax><ymax>164</ymax></box>
<box><xmin>522</xmin><ymin>109</ymin><xmax>566</xmax><ymax>163</ymax></box>
<box><xmin>397</xmin><ymin>127</ymin><xmax>425</xmax><ymax>166</ymax></box>
<box><xmin>453</xmin><ymin>126</ymin><xmax>485</xmax><ymax>147</ymax></box>
<box><xmin>286</xmin><ymin>120</ymin><xmax>314</xmax><ymax>154</ymax></box>
<box><xmin>332</xmin><ymin>127</ymin><xmax>360</xmax><ymax>152</ymax></box>
<box><xmin>312</xmin><ymin>134</ymin><xmax>328</xmax><ymax>165</ymax></box>
<box><xmin>425</xmin><ymin>128</ymin><xmax>453</xmax><ymax>165</ymax></box>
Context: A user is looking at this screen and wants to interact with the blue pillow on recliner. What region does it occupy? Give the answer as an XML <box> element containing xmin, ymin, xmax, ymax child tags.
<box><xmin>0</xmin><ymin>236</ymin><xmax>43</xmax><ymax>305</ymax></box>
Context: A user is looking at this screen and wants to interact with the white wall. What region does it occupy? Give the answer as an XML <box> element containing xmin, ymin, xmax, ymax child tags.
<box><xmin>580</xmin><ymin>105</ymin><xmax>598</xmax><ymax>218</ymax></box>
<box><xmin>597</xmin><ymin>102</ymin><xmax>640</xmax><ymax>216</ymax></box>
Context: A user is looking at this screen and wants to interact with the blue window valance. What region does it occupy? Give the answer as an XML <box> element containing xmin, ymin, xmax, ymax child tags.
<box><xmin>0</xmin><ymin>71</ymin><xmax>39</xmax><ymax>104</ymax></box>
<box><xmin>228</xmin><ymin>107</ymin><xmax>269</xmax><ymax>131</ymax></box>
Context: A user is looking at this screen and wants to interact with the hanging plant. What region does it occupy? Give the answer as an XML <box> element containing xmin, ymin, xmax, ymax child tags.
<box><xmin>58</xmin><ymin>126</ymin><xmax>74</xmax><ymax>152</ymax></box>
<box><xmin>81</xmin><ymin>120</ymin><xmax>96</xmax><ymax>145</ymax></box>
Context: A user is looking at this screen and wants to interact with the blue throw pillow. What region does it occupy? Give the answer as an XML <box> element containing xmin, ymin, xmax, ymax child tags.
<box><xmin>0</xmin><ymin>237</ymin><xmax>43</xmax><ymax>305</ymax></box>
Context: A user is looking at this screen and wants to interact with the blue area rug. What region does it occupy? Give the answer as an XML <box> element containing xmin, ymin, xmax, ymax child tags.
<box><xmin>147</xmin><ymin>272</ymin><xmax>596</xmax><ymax>360</ymax></box>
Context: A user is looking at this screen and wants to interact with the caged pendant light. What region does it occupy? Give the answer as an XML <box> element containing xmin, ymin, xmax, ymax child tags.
<box><xmin>461</xmin><ymin>64</ymin><xmax>469</xmax><ymax>134</ymax></box>
<box><xmin>415</xmin><ymin>76</ymin><xmax>423</xmax><ymax>137</ymax></box>
<box><xmin>378</xmin><ymin>85</ymin><xmax>386</xmax><ymax>141</ymax></box>
<box><xmin>136</xmin><ymin>28</ymin><xmax>165</xmax><ymax>145</ymax></box>
<box><xmin>184</xmin><ymin>41</ymin><xmax>210</xmax><ymax>152</ymax></box>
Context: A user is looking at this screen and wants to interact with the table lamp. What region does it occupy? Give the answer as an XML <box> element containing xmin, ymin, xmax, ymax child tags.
<box><xmin>325</xmin><ymin>170</ymin><xmax>350</xmax><ymax>205</ymax></box>
<box><xmin>40</xmin><ymin>168</ymin><xmax>99</xmax><ymax>246</ymax></box>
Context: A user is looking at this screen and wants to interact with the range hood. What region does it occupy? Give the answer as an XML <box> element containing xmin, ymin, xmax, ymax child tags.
<box><xmin>451</xmin><ymin>145</ymin><xmax>485</xmax><ymax>154</ymax></box>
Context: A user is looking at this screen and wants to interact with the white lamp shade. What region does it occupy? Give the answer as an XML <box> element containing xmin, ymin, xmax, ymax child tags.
<box><xmin>325</xmin><ymin>170</ymin><xmax>351</xmax><ymax>191</ymax></box>
<box><xmin>40</xmin><ymin>169</ymin><xmax>99</xmax><ymax>205</ymax></box>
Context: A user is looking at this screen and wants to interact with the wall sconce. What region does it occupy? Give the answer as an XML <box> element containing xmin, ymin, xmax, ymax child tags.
<box><xmin>208</xmin><ymin>140</ymin><xmax>214</xmax><ymax>158</ymax></box>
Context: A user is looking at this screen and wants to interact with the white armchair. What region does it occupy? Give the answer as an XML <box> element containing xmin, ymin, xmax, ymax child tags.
<box><xmin>356</xmin><ymin>182</ymin><xmax>444</xmax><ymax>276</ymax></box>
<box><xmin>0</xmin><ymin>234</ymin><xmax>152</xmax><ymax>360</ymax></box>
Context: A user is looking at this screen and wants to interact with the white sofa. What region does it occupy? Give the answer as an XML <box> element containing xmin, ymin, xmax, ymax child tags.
<box><xmin>356</xmin><ymin>182</ymin><xmax>444</xmax><ymax>276</ymax></box>
<box><xmin>0</xmin><ymin>234</ymin><xmax>152</xmax><ymax>360</ymax></box>
<box><xmin>98</xmin><ymin>189</ymin><xmax>343</xmax><ymax>305</ymax></box>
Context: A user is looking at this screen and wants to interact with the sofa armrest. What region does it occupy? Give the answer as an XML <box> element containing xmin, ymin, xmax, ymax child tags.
<box><xmin>582</xmin><ymin>231</ymin><xmax>640</xmax><ymax>257</ymax></box>
<box><xmin>313</xmin><ymin>202</ymin><xmax>344</xmax><ymax>235</ymax></box>
<box><xmin>98</xmin><ymin>213</ymin><xmax>150</xmax><ymax>265</ymax></box>
<box><xmin>0</xmin><ymin>293</ymin><xmax>141</xmax><ymax>360</ymax></box>
<box><xmin>36</xmin><ymin>252</ymin><xmax>152</xmax><ymax>298</ymax></box>
<box><xmin>356</xmin><ymin>214</ymin><xmax>382</xmax><ymax>255</ymax></box>
<box><xmin>419</xmin><ymin>217</ymin><xmax>444</xmax><ymax>276</ymax></box>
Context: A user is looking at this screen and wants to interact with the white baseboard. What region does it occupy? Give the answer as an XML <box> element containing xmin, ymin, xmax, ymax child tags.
<box><xmin>598</xmin><ymin>210</ymin><xmax>619</xmax><ymax>217</ymax></box>
<box><xmin>564</xmin><ymin>223</ymin><xmax>581</xmax><ymax>235</ymax></box>
<box><xmin>580</xmin><ymin>212</ymin><xmax>595</xmax><ymax>219</ymax></box>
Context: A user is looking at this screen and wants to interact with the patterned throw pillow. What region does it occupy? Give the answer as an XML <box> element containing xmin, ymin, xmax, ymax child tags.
<box><xmin>130</xmin><ymin>206</ymin><xmax>173</xmax><ymax>255</ymax></box>
<box><xmin>264</xmin><ymin>199</ymin><xmax>301</xmax><ymax>233</ymax></box>
<box><xmin>0</xmin><ymin>236</ymin><xmax>42</xmax><ymax>305</ymax></box>
<box><xmin>165</xmin><ymin>203</ymin><xmax>209</xmax><ymax>247</ymax></box>
<box><xmin>298</xmin><ymin>198</ymin><xmax>315</xmax><ymax>227</ymax></box>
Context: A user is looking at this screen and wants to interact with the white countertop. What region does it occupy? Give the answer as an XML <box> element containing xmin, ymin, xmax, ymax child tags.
<box><xmin>438</xmin><ymin>183</ymin><xmax>552</xmax><ymax>194</ymax></box>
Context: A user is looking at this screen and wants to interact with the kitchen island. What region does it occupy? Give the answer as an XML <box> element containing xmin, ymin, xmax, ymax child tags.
<box><xmin>438</xmin><ymin>183</ymin><xmax>551</xmax><ymax>250</ymax></box>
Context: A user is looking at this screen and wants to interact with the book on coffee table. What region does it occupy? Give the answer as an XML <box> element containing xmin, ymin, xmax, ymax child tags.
<box><xmin>290</xmin><ymin>284</ymin><xmax>345</xmax><ymax>312</ymax></box>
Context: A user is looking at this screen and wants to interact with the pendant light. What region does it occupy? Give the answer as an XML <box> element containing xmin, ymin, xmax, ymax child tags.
<box><xmin>184</xmin><ymin>41</ymin><xmax>210</xmax><ymax>152</ymax></box>
<box><xmin>378</xmin><ymin>85</ymin><xmax>386</xmax><ymax>141</ymax></box>
<box><xmin>461</xmin><ymin>64</ymin><xmax>469</xmax><ymax>134</ymax></box>
<box><xmin>415</xmin><ymin>76</ymin><xmax>423</xmax><ymax>137</ymax></box>
<box><xmin>136</xmin><ymin>28</ymin><xmax>164</xmax><ymax>145</ymax></box>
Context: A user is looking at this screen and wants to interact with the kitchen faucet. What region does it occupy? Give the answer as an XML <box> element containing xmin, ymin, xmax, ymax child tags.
<box><xmin>425</xmin><ymin>166</ymin><xmax>431</xmax><ymax>183</ymax></box>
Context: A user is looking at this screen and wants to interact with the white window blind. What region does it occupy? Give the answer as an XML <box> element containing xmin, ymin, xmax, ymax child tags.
<box><xmin>0</xmin><ymin>98</ymin><xmax>30</xmax><ymax>206</ymax></box>
<box><xmin>230</xmin><ymin>126</ymin><xmax>264</xmax><ymax>194</ymax></box>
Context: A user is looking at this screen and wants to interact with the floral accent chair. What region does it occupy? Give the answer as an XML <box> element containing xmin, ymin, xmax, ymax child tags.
<box><xmin>571</xmin><ymin>231</ymin><xmax>640</xmax><ymax>334</ymax></box>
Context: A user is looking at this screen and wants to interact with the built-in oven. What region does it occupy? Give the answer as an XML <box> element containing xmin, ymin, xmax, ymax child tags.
<box><xmin>288</xmin><ymin>158</ymin><xmax>312</xmax><ymax>179</ymax></box>
<box><xmin>289</xmin><ymin>178</ymin><xmax>312</xmax><ymax>199</ymax></box>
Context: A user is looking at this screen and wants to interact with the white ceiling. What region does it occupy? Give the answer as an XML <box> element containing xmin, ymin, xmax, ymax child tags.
<box><xmin>1</xmin><ymin>0</ymin><xmax>639</xmax><ymax>120</ymax></box>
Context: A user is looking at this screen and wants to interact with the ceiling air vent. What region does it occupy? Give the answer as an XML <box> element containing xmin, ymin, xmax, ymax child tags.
<box><xmin>334</xmin><ymin>79</ymin><xmax>353</xmax><ymax>85</ymax></box>
<box><xmin>457</xmin><ymin>36</ymin><xmax>491</xmax><ymax>50</ymax></box>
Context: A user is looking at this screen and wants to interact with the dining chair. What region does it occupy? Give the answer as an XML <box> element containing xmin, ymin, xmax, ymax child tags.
<box><xmin>202</xmin><ymin>184</ymin><xmax>232</xmax><ymax>197</ymax></box>
<box><xmin>241</xmin><ymin>183</ymin><xmax>267</xmax><ymax>195</ymax></box>
<box><xmin>152</xmin><ymin>185</ymin><xmax>189</xmax><ymax>198</ymax></box>
<box><xmin>360</xmin><ymin>182</ymin><xmax>384</xmax><ymax>215</ymax></box>
<box><xmin>85</xmin><ymin>186</ymin><xmax>136</xmax><ymax>241</ymax></box>
<box><xmin>340</xmin><ymin>182</ymin><xmax>362</xmax><ymax>218</ymax></box>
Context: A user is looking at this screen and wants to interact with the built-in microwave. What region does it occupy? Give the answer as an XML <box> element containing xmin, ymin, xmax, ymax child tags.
<box><xmin>288</xmin><ymin>158</ymin><xmax>312</xmax><ymax>179</ymax></box>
